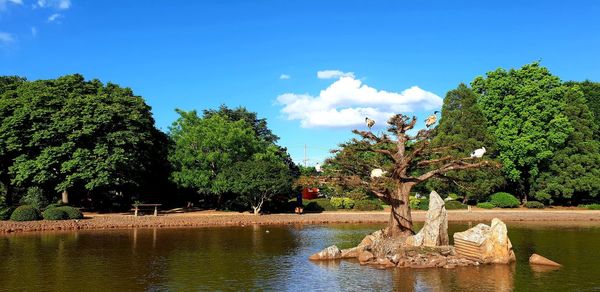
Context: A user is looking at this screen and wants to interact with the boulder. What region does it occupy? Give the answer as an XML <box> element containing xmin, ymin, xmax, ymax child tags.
<box><xmin>406</xmin><ymin>190</ymin><xmax>449</xmax><ymax>247</ymax></box>
<box><xmin>309</xmin><ymin>245</ymin><xmax>342</xmax><ymax>260</ymax></box>
<box><xmin>529</xmin><ymin>253</ymin><xmax>561</xmax><ymax>267</ymax></box>
<box><xmin>453</xmin><ymin>218</ymin><xmax>516</xmax><ymax>264</ymax></box>
<box><xmin>358</xmin><ymin>251</ymin><xmax>375</xmax><ymax>264</ymax></box>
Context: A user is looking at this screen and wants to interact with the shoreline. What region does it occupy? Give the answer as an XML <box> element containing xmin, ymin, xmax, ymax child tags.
<box><xmin>1</xmin><ymin>209</ymin><xmax>599</xmax><ymax>234</ymax></box>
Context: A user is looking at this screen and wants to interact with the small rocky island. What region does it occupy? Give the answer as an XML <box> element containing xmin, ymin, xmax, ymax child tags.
<box><xmin>309</xmin><ymin>191</ymin><xmax>516</xmax><ymax>269</ymax></box>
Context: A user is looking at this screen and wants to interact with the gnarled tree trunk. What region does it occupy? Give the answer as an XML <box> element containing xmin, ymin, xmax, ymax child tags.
<box><xmin>386</xmin><ymin>183</ymin><xmax>414</xmax><ymax>237</ymax></box>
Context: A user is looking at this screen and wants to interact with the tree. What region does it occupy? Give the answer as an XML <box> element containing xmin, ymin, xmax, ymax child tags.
<box><xmin>565</xmin><ymin>80</ymin><xmax>600</xmax><ymax>139</ymax></box>
<box><xmin>0</xmin><ymin>74</ymin><xmax>163</xmax><ymax>207</ymax></box>
<box><xmin>215</xmin><ymin>160</ymin><xmax>293</xmax><ymax>215</ymax></box>
<box><xmin>532</xmin><ymin>86</ymin><xmax>600</xmax><ymax>203</ymax></box>
<box><xmin>348</xmin><ymin>114</ymin><xmax>496</xmax><ymax>237</ymax></box>
<box><xmin>0</xmin><ymin>76</ymin><xmax>27</xmax><ymax>205</ymax></box>
<box><xmin>203</xmin><ymin>105</ymin><xmax>279</xmax><ymax>143</ymax></box>
<box><xmin>204</xmin><ymin>105</ymin><xmax>299</xmax><ymax>177</ymax></box>
<box><xmin>168</xmin><ymin>110</ymin><xmax>262</xmax><ymax>202</ymax></box>
<box><xmin>427</xmin><ymin>84</ymin><xmax>505</xmax><ymax>202</ymax></box>
<box><xmin>471</xmin><ymin>63</ymin><xmax>572</xmax><ymax>201</ymax></box>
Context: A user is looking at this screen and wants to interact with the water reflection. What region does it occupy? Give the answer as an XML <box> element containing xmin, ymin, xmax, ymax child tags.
<box><xmin>0</xmin><ymin>223</ymin><xmax>599</xmax><ymax>291</ymax></box>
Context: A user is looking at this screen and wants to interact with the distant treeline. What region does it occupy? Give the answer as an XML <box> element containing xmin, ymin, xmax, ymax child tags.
<box><xmin>1</xmin><ymin>62</ymin><xmax>599</xmax><ymax>213</ymax></box>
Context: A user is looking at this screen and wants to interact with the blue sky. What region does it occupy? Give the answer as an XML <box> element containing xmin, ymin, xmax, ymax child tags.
<box><xmin>1</xmin><ymin>1</ymin><xmax>599</xmax><ymax>165</ymax></box>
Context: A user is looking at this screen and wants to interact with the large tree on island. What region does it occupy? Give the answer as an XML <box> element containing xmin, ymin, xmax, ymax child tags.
<box><xmin>350</xmin><ymin>114</ymin><xmax>497</xmax><ymax>237</ymax></box>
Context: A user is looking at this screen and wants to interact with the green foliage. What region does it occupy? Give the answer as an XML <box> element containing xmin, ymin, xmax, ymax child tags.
<box><xmin>566</xmin><ymin>81</ymin><xmax>600</xmax><ymax>138</ymax></box>
<box><xmin>303</xmin><ymin>198</ymin><xmax>336</xmax><ymax>212</ymax></box>
<box><xmin>19</xmin><ymin>187</ymin><xmax>48</xmax><ymax>210</ymax></box>
<box><xmin>169</xmin><ymin>111</ymin><xmax>262</xmax><ymax>195</ymax></box>
<box><xmin>0</xmin><ymin>205</ymin><xmax>14</xmax><ymax>220</ymax></box>
<box><xmin>353</xmin><ymin>199</ymin><xmax>383</xmax><ymax>211</ymax></box>
<box><xmin>532</xmin><ymin>86</ymin><xmax>600</xmax><ymax>202</ymax></box>
<box><xmin>409</xmin><ymin>196</ymin><xmax>420</xmax><ymax>209</ymax></box>
<box><xmin>444</xmin><ymin>200</ymin><xmax>468</xmax><ymax>210</ymax></box>
<box><xmin>579</xmin><ymin>204</ymin><xmax>600</xmax><ymax>210</ymax></box>
<box><xmin>472</xmin><ymin>63</ymin><xmax>573</xmax><ymax>198</ymax></box>
<box><xmin>0</xmin><ymin>74</ymin><xmax>166</xmax><ymax>208</ymax></box>
<box><xmin>215</xmin><ymin>159</ymin><xmax>293</xmax><ymax>214</ymax></box>
<box><xmin>42</xmin><ymin>208</ymin><xmax>69</xmax><ymax>220</ymax></box>
<box><xmin>55</xmin><ymin>206</ymin><xmax>84</xmax><ymax>219</ymax></box>
<box><xmin>477</xmin><ymin>202</ymin><xmax>495</xmax><ymax>209</ymax></box>
<box><xmin>330</xmin><ymin>197</ymin><xmax>355</xmax><ymax>209</ymax></box>
<box><xmin>417</xmin><ymin>198</ymin><xmax>430</xmax><ymax>210</ymax></box>
<box><xmin>524</xmin><ymin>201</ymin><xmax>545</xmax><ymax>209</ymax></box>
<box><xmin>490</xmin><ymin>192</ymin><xmax>520</xmax><ymax>208</ymax></box>
<box><xmin>428</xmin><ymin>84</ymin><xmax>505</xmax><ymax>202</ymax></box>
<box><xmin>10</xmin><ymin>205</ymin><xmax>42</xmax><ymax>221</ymax></box>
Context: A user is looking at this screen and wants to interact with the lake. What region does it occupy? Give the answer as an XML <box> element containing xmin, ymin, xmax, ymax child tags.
<box><xmin>1</xmin><ymin>222</ymin><xmax>599</xmax><ymax>291</ymax></box>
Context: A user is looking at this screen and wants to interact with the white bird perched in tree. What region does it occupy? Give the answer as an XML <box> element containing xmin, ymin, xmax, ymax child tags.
<box><xmin>365</xmin><ymin>117</ymin><xmax>375</xmax><ymax>131</ymax></box>
<box><xmin>425</xmin><ymin>111</ymin><xmax>439</xmax><ymax>128</ymax></box>
<box><xmin>370</xmin><ymin>168</ymin><xmax>387</xmax><ymax>179</ymax></box>
<box><xmin>470</xmin><ymin>147</ymin><xmax>486</xmax><ymax>158</ymax></box>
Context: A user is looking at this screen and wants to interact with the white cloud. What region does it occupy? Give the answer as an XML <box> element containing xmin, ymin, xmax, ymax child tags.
<box><xmin>31</xmin><ymin>27</ymin><xmax>37</xmax><ymax>37</ymax></box>
<box><xmin>0</xmin><ymin>32</ymin><xmax>14</xmax><ymax>46</ymax></box>
<box><xmin>317</xmin><ymin>70</ymin><xmax>355</xmax><ymax>80</ymax></box>
<box><xmin>35</xmin><ymin>0</ymin><xmax>70</xmax><ymax>9</ymax></box>
<box><xmin>47</xmin><ymin>13</ymin><xmax>61</xmax><ymax>22</ymax></box>
<box><xmin>279</xmin><ymin>74</ymin><xmax>290</xmax><ymax>80</ymax></box>
<box><xmin>0</xmin><ymin>0</ymin><xmax>23</xmax><ymax>10</ymax></box>
<box><xmin>277</xmin><ymin>75</ymin><xmax>442</xmax><ymax>128</ymax></box>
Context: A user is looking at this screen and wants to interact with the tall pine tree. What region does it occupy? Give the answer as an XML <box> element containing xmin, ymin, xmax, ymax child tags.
<box><xmin>428</xmin><ymin>84</ymin><xmax>504</xmax><ymax>202</ymax></box>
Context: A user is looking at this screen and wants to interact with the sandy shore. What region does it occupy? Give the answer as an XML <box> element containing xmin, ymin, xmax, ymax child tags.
<box><xmin>1</xmin><ymin>209</ymin><xmax>599</xmax><ymax>234</ymax></box>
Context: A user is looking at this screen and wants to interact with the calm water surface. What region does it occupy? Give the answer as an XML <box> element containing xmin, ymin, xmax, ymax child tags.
<box><xmin>1</xmin><ymin>222</ymin><xmax>599</xmax><ymax>291</ymax></box>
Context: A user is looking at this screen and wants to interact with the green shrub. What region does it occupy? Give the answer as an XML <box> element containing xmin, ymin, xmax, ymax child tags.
<box><xmin>329</xmin><ymin>197</ymin><xmax>355</xmax><ymax>209</ymax></box>
<box><xmin>579</xmin><ymin>204</ymin><xmax>600</xmax><ymax>210</ymax></box>
<box><xmin>418</xmin><ymin>198</ymin><xmax>429</xmax><ymax>210</ymax></box>
<box><xmin>19</xmin><ymin>187</ymin><xmax>49</xmax><ymax>210</ymax></box>
<box><xmin>10</xmin><ymin>205</ymin><xmax>42</xmax><ymax>221</ymax></box>
<box><xmin>409</xmin><ymin>196</ymin><xmax>420</xmax><ymax>209</ymax></box>
<box><xmin>304</xmin><ymin>198</ymin><xmax>336</xmax><ymax>212</ymax></box>
<box><xmin>42</xmin><ymin>208</ymin><xmax>69</xmax><ymax>220</ymax></box>
<box><xmin>0</xmin><ymin>206</ymin><xmax>14</xmax><ymax>220</ymax></box>
<box><xmin>55</xmin><ymin>206</ymin><xmax>84</xmax><ymax>219</ymax></box>
<box><xmin>477</xmin><ymin>202</ymin><xmax>495</xmax><ymax>209</ymax></box>
<box><xmin>45</xmin><ymin>201</ymin><xmax>67</xmax><ymax>210</ymax></box>
<box><xmin>444</xmin><ymin>200</ymin><xmax>468</xmax><ymax>210</ymax></box>
<box><xmin>490</xmin><ymin>192</ymin><xmax>520</xmax><ymax>208</ymax></box>
<box><xmin>353</xmin><ymin>199</ymin><xmax>383</xmax><ymax>211</ymax></box>
<box><xmin>524</xmin><ymin>201</ymin><xmax>545</xmax><ymax>209</ymax></box>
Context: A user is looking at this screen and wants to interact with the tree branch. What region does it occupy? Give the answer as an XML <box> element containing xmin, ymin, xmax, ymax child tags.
<box><xmin>416</xmin><ymin>155</ymin><xmax>454</xmax><ymax>166</ymax></box>
<box><xmin>416</xmin><ymin>158</ymin><xmax>499</xmax><ymax>182</ymax></box>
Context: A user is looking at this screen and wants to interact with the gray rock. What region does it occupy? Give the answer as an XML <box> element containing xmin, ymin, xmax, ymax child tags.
<box><xmin>308</xmin><ymin>245</ymin><xmax>342</xmax><ymax>260</ymax></box>
<box><xmin>406</xmin><ymin>190</ymin><xmax>449</xmax><ymax>247</ymax></box>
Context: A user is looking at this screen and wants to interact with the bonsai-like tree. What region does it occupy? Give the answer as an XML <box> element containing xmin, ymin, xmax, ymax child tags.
<box><xmin>349</xmin><ymin>114</ymin><xmax>497</xmax><ymax>237</ymax></box>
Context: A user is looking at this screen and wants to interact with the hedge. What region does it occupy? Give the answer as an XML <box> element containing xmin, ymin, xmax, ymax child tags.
<box><xmin>55</xmin><ymin>206</ymin><xmax>84</xmax><ymax>219</ymax></box>
<box><xmin>524</xmin><ymin>201</ymin><xmax>545</xmax><ymax>209</ymax></box>
<box><xmin>330</xmin><ymin>197</ymin><xmax>355</xmax><ymax>209</ymax></box>
<box><xmin>42</xmin><ymin>208</ymin><xmax>69</xmax><ymax>220</ymax></box>
<box><xmin>444</xmin><ymin>200</ymin><xmax>468</xmax><ymax>210</ymax></box>
<box><xmin>490</xmin><ymin>192</ymin><xmax>520</xmax><ymax>208</ymax></box>
<box><xmin>304</xmin><ymin>198</ymin><xmax>336</xmax><ymax>212</ymax></box>
<box><xmin>10</xmin><ymin>205</ymin><xmax>42</xmax><ymax>221</ymax></box>
<box><xmin>580</xmin><ymin>204</ymin><xmax>600</xmax><ymax>210</ymax></box>
<box><xmin>353</xmin><ymin>199</ymin><xmax>383</xmax><ymax>211</ymax></box>
<box><xmin>477</xmin><ymin>202</ymin><xmax>495</xmax><ymax>209</ymax></box>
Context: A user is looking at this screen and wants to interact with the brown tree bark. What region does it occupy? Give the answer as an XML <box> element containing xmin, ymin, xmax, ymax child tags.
<box><xmin>386</xmin><ymin>183</ymin><xmax>415</xmax><ymax>237</ymax></box>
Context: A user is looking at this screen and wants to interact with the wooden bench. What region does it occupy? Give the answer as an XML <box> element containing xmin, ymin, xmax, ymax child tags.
<box><xmin>133</xmin><ymin>204</ymin><xmax>162</xmax><ymax>216</ymax></box>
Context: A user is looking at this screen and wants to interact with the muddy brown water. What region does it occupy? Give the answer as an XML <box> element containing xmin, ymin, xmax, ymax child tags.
<box><xmin>0</xmin><ymin>222</ymin><xmax>599</xmax><ymax>291</ymax></box>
